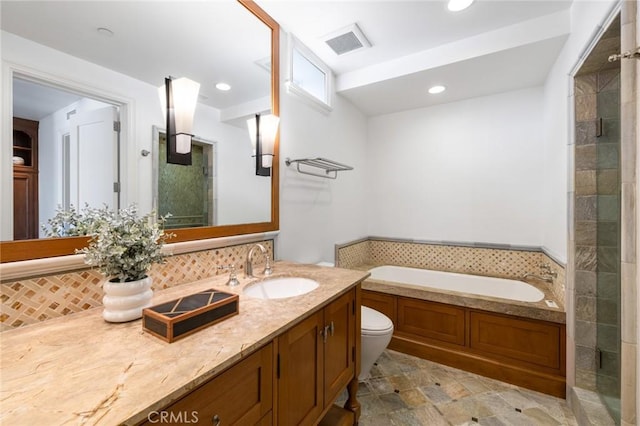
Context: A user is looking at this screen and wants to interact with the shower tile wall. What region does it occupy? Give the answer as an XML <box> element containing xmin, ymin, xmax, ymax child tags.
<box><xmin>158</xmin><ymin>135</ymin><xmax>214</xmax><ymax>228</ymax></box>
<box><xmin>573</xmin><ymin>68</ymin><xmax>621</xmax><ymax>404</ymax></box>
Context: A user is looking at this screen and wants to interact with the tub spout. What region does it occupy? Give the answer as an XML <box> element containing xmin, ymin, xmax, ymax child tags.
<box><xmin>522</xmin><ymin>263</ymin><xmax>558</xmax><ymax>283</ymax></box>
<box><xmin>522</xmin><ymin>273</ymin><xmax>554</xmax><ymax>283</ymax></box>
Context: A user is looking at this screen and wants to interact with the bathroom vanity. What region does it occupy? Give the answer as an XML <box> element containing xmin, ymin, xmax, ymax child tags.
<box><xmin>0</xmin><ymin>262</ymin><xmax>368</xmax><ymax>425</ymax></box>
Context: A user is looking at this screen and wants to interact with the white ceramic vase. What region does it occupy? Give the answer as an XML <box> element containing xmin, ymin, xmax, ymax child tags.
<box><xmin>102</xmin><ymin>276</ymin><xmax>153</xmax><ymax>322</ymax></box>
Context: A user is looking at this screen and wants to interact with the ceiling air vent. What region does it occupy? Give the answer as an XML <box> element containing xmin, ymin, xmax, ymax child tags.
<box><xmin>323</xmin><ymin>23</ymin><xmax>370</xmax><ymax>55</ymax></box>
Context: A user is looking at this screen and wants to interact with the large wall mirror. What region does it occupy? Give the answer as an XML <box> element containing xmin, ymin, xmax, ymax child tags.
<box><xmin>0</xmin><ymin>0</ymin><xmax>279</xmax><ymax>262</ymax></box>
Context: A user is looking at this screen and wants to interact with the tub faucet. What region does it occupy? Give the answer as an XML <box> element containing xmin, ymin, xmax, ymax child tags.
<box><xmin>245</xmin><ymin>243</ymin><xmax>273</xmax><ymax>278</ymax></box>
<box><xmin>522</xmin><ymin>263</ymin><xmax>557</xmax><ymax>283</ymax></box>
<box><xmin>522</xmin><ymin>273</ymin><xmax>553</xmax><ymax>283</ymax></box>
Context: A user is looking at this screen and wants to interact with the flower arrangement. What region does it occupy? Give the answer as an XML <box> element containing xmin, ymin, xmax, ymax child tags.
<box><xmin>44</xmin><ymin>204</ymin><xmax>172</xmax><ymax>282</ymax></box>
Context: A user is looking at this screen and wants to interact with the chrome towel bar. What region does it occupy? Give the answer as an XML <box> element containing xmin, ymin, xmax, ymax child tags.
<box><xmin>285</xmin><ymin>157</ymin><xmax>354</xmax><ymax>179</ymax></box>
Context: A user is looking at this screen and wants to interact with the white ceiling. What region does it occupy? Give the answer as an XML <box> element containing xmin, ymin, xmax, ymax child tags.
<box><xmin>1</xmin><ymin>0</ymin><xmax>574</xmax><ymax>118</ymax></box>
<box><xmin>1</xmin><ymin>1</ymin><xmax>271</xmax><ymax>115</ymax></box>
<box><xmin>13</xmin><ymin>78</ymin><xmax>82</xmax><ymax>121</ymax></box>
<box><xmin>258</xmin><ymin>0</ymin><xmax>573</xmax><ymax>115</ymax></box>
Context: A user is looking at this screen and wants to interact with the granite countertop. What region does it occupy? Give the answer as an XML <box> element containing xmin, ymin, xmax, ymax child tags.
<box><xmin>0</xmin><ymin>261</ymin><xmax>369</xmax><ymax>426</ymax></box>
<box><xmin>352</xmin><ymin>263</ymin><xmax>566</xmax><ymax>324</ymax></box>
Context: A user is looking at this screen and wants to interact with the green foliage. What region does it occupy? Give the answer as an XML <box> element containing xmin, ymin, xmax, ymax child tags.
<box><xmin>41</xmin><ymin>204</ymin><xmax>97</xmax><ymax>237</ymax></box>
<box><xmin>46</xmin><ymin>204</ymin><xmax>173</xmax><ymax>282</ymax></box>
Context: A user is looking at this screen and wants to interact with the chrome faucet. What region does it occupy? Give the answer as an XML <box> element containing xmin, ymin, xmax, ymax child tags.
<box><xmin>522</xmin><ymin>263</ymin><xmax>558</xmax><ymax>283</ymax></box>
<box><xmin>522</xmin><ymin>273</ymin><xmax>554</xmax><ymax>283</ymax></box>
<box><xmin>245</xmin><ymin>243</ymin><xmax>273</xmax><ymax>278</ymax></box>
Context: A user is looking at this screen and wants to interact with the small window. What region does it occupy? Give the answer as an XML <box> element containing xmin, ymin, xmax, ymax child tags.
<box><xmin>288</xmin><ymin>36</ymin><xmax>332</xmax><ymax>111</ymax></box>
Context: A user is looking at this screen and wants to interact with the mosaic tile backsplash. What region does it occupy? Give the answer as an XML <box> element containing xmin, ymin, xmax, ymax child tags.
<box><xmin>336</xmin><ymin>238</ymin><xmax>566</xmax><ymax>304</ymax></box>
<box><xmin>0</xmin><ymin>240</ymin><xmax>273</xmax><ymax>331</ymax></box>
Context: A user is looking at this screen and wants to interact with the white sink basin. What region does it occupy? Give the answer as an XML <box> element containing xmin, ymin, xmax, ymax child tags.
<box><xmin>243</xmin><ymin>277</ymin><xmax>319</xmax><ymax>300</ymax></box>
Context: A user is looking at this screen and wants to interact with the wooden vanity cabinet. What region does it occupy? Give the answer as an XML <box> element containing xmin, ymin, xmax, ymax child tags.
<box><xmin>138</xmin><ymin>287</ymin><xmax>360</xmax><ymax>426</ymax></box>
<box><xmin>140</xmin><ymin>343</ymin><xmax>273</xmax><ymax>426</ymax></box>
<box><xmin>12</xmin><ymin>117</ymin><xmax>39</xmax><ymax>240</ymax></box>
<box><xmin>277</xmin><ymin>310</ymin><xmax>324</xmax><ymax>424</ymax></box>
<box><xmin>276</xmin><ymin>289</ymin><xmax>357</xmax><ymax>426</ymax></box>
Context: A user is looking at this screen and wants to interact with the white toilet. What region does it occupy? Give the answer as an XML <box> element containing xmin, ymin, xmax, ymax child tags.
<box><xmin>359</xmin><ymin>305</ymin><xmax>394</xmax><ymax>381</ymax></box>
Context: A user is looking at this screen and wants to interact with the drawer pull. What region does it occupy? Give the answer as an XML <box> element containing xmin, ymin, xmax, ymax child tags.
<box><xmin>212</xmin><ymin>414</ymin><xmax>220</xmax><ymax>425</ymax></box>
<box><xmin>328</xmin><ymin>321</ymin><xmax>335</xmax><ymax>336</ymax></box>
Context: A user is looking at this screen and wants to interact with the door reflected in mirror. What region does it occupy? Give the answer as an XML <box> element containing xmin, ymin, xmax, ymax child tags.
<box><xmin>12</xmin><ymin>78</ymin><xmax>121</xmax><ymax>240</ymax></box>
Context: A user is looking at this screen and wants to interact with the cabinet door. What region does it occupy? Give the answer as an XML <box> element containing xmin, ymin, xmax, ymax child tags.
<box><xmin>277</xmin><ymin>311</ymin><xmax>324</xmax><ymax>426</ymax></box>
<box><xmin>323</xmin><ymin>290</ymin><xmax>355</xmax><ymax>405</ymax></box>
<box><xmin>142</xmin><ymin>343</ymin><xmax>273</xmax><ymax>426</ymax></box>
<box><xmin>13</xmin><ymin>171</ymin><xmax>38</xmax><ymax>240</ymax></box>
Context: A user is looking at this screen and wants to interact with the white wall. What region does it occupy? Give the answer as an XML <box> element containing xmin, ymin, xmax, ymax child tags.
<box><xmin>277</xmin><ymin>33</ymin><xmax>369</xmax><ymax>264</ymax></box>
<box><xmin>541</xmin><ymin>0</ymin><xmax>619</xmax><ymax>263</ymax></box>
<box><xmin>38</xmin><ymin>103</ymin><xmax>68</xmax><ymax>232</ymax></box>
<box><xmin>277</xmin><ymin>92</ymin><xmax>369</xmax><ymax>263</ymax></box>
<box><xmin>192</xmin><ymin>106</ymin><xmax>271</xmax><ymax>225</ymax></box>
<box><xmin>366</xmin><ymin>87</ymin><xmax>545</xmax><ymax>246</ymax></box>
<box><xmin>1</xmin><ymin>31</ymin><xmax>266</xmax><ymax>239</ymax></box>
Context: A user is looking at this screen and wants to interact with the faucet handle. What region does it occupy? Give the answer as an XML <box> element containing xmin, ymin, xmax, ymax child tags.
<box><xmin>264</xmin><ymin>257</ymin><xmax>273</xmax><ymax>276</ymax></box>
<box><xmin>540</xmin><ymin>263</ymin><xmax>557</xmax><ymax>274</ymax></box>
<box><xmin>218</xmin><ymin>264</ymin><xmax>240</xmax><ymax>287</ymax></box>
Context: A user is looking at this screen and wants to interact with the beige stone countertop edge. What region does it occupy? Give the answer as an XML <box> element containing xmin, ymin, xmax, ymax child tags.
<box><xmin>0</xmin><ymin>261</ymin><xmax>369</xmax><ymax>426</ymax></box>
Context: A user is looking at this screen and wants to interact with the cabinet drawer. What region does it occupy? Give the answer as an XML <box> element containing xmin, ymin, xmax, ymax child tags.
<box><xmin>469</xmin><ymin>311</ymin><xmax>561</xmax><ymax>369</ymax></box>
<box><xmin>397</xmin><ymin>297</ymin><xmax>465</xmax><ymax>346</ymax></box>
<box><xmin>143</xmin><ymin>343</ymin><xmax>273</xmax><ymax>426</ymax></box>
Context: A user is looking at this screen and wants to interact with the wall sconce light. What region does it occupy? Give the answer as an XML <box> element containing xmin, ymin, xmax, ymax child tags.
<box><xmin>247</xmin><ymin>113</ymin><xmax>279</xmax><ymax>176</ymax></box>
<box><xmin>159</xmin><ymin>76</ymin><xmax>200</xmax><ymax>165</ymax></box>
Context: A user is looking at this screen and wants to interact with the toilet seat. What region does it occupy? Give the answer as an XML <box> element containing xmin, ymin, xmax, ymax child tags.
<box><xmin>361</xmin><ymin>306</ymin><xmax>393</xmax><ymax>336</ymax></box>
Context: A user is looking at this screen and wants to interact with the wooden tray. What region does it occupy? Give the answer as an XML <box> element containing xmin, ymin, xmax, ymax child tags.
<box><xmin>142</xmin><ymin>289</ymin><xmax>239</xmax><ymax>343</ymax></box>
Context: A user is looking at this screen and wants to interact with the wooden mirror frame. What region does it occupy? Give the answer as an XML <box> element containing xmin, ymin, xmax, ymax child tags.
<box><xmin>0</xmin><ymin>0</ymin><xmax>279</xmax><ymax>263</ymax></box>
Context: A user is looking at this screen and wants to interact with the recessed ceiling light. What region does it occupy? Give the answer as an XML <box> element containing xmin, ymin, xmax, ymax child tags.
<box><xmin>428</xmin><ymin>85</ymin><xmax>446</xmax><ymax>94</ymax></box>
<box><xmin>97</xmin><ymin>27</ymin><xmax>114</xmax><ymax>37</ymax></box>
<box><xmin>447</xmin><ymin>0</ymin><xmax>474</xmax><ymax>12</ymax></box>
<box><xmin>215</xmin><ymin>83</ymin><xmax>231</xmax><ymax>91</ymax></box>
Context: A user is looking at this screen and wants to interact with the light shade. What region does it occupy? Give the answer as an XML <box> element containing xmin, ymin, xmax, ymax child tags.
<box><xmin>158</xmin><ymin>77</ymin><xmax>200</xmax><ymax>165</ymax></box>
<box><xmin>247</xmin><ymin>113</ymin><xmax>280</xmax><ymax>176</ymax></box>
<box><xmin>171</xmin><ymin>77</ymin><xmax>200</xmax><ymax>154</ymax></box>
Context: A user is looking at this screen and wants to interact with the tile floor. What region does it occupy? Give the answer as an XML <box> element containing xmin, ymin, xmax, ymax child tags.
<box><xmin>337</xmin><ymin>349</ymin><xmax>578</xmax><ymax>426</ymax></box>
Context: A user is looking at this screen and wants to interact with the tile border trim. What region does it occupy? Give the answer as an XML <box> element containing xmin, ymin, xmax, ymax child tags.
<box><xmin>1</xmin><ymin>231</ymin><xmax>280</xmax><ymax>282</ymax></box>
<box><xmin>335</xmin><ymin>236</ymin><xmax>566</xmax><ymax>267</ymax></box>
